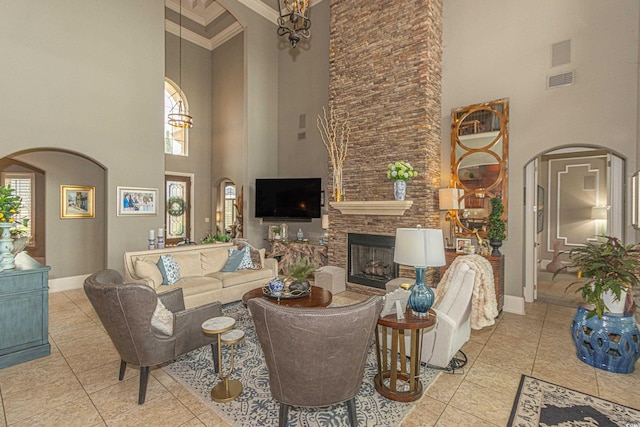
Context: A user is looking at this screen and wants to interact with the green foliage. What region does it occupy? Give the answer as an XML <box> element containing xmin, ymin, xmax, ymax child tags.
<box><xmin>201</xmin><ymin>232</ymin><xmax>231</xmax><ymax>244</ymax></box>
<box><xmin>558</xmin><ymin>236</ymin><xmax>640</xmax><ymax>319</ymax></box>
<box><xmin>486</xmin><ymin>196</ymin><xmax>506</xmax><ymax>241</ymax></box>
<box><xmin>0</xmin><ymin>185</ymin><xmax>21</xmax><ymax>224</ymax></box>
<box><xmin>286</xmin><ymin>256</ymin><xmax>318</xmax><ymax>281</ymax></box>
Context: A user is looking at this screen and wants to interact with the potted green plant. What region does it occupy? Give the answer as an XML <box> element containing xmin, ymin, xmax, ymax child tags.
<box><xmin>486</xmin><ymin>196</ymin><xmax>506</xmax><ymax>256</ymax></box>
<box><xmin>286</xmin><ymin>256</ymin><xmax>317</xmax><ymax>292</ymax></box>
<box><xmin>201</xmin><ymin>230</ymin><xmax>231</xmax><ymax>244</ymax></box>
<box><xmin>557</xmin><ymin>236</ymin><xmax>640</xmax><ymax>319</ymax></box>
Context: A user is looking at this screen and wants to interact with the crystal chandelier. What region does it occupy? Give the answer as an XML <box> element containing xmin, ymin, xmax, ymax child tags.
<box><xmin>277</xmin><ymin>0</ymin><xmax>310</xmax><ymax>48</ymax></box>
<box><xmin>168</xmin><ymin>0</ymin><xmax>193</xmax><ymax>128</ymax></box>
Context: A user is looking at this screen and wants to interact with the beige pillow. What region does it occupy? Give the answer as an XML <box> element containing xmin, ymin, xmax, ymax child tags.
<box><xmin>134</xmin><ymin>258</ymin><xmax>163</xmax><ymax>288</ymax></box>
<box><xmin>201</xmin><ymin>249</ymin><xmax>230</xmax><ymax>275</ymax></box>
<box><xmin>150</xmin><ymin>299</ymin><xmax>174</xmax><ymax>336</ymax></box>
<box><xmin>173</xmin><ymin>253</ymin><xmax>201</xmax><ymax>276</ymax></box>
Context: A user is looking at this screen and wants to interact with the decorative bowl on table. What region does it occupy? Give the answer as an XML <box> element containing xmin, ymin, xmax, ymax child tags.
<box><xmin>262</xmin><ymin>284</ymin><xmax>311</xmax><ymax>300</ymax></box>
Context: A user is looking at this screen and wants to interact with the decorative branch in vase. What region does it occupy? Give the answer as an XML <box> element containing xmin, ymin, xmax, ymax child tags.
<box><xmin>317</xmin><ymin>107</ymin><xmax>350</xmax><ymax>201</ymax></box>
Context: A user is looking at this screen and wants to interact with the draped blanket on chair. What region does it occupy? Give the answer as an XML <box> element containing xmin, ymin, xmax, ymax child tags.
<box><xmin>435</xmin><ymin>254</ymin><xmax>498</xmax><ymax>329</ymax></box>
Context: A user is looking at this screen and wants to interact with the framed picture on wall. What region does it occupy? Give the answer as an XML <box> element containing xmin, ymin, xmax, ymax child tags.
<box><xmin>117</xmin><ymin>187</ymin><xmax>158</xmax><ymax>216</ymax></box>
<box><xmin>60</xmin><ymin>185</ymin><xmax>95</xmax><ymax>219</ymax></box>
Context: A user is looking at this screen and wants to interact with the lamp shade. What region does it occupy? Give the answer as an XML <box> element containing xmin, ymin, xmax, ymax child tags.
<box><xmin>394</xmin><ymin>228</ymin><xmax>446</xmax><ymax>268</ymax></box>
<box><xmin>439</xmin><ymin>188</ymin><xmax>465</xmax><ymax>210</ymax></box>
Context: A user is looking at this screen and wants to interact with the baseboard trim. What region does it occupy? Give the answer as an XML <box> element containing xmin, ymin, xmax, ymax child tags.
<box><xmin>503</xmin><ymin>295</ymin><xmax>525</xmax><ymax>315</ymax></box>
<box><xmin>49</xmin><ymin>274</ymin><xmax>89</xmax><ymax>293</ymax></box>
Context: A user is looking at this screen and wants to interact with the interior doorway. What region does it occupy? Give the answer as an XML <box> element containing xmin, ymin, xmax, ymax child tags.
<box><xmin>523</xmin><ymin>147</ymin><xmax>626</xmax><ymax>305</ymax></box>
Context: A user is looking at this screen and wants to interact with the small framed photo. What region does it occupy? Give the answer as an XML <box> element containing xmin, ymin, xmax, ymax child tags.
<box><xmin>455</xmin><ymin>237</ymin><xmax>472</xmax><ymax>254</ymax></box>
<box><xmin>61</xmin><ymin>185</ymin><xmax>95</xmax><ymax>219</ymax></box>
<box><xmin>117</xmin><ymin>187</ymin><xmax>158</xmax><ymax>216</ymax></box>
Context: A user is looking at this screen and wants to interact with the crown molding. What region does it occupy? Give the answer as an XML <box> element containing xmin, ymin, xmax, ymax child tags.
<box><xmin>209</xmin><ymin>21</ymin><xmax>243</xmax><ymax>50</ymax></box>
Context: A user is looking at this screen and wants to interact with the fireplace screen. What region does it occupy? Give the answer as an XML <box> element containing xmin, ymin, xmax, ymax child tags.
<box><xmin>347</xmin><ymin>234</ymin><xmax>398</xmax><ymax>289</ymax></box>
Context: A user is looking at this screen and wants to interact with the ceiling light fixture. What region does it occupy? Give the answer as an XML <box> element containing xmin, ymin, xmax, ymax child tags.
<box><xmin>168</xmin><ymin>0</ymin><xmax>193</xmax><ymax>129</ymax></box>
<box><xmin>277</xmin><ymin>0</ymin><xmax>310</xmax><ymax>48</ymax></box>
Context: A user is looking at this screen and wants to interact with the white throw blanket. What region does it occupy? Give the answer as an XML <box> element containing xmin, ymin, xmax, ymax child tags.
<box><xmin>434</xmin><ymin>254</ymin><xmax>499</xmax><ymax>330</ymax></box>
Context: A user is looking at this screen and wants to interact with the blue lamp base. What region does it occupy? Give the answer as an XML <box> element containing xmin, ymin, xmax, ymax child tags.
<box><xmin>408</xmin><ymin>267</ymin><xmax>434</xmax><ymax>318</ymax></box>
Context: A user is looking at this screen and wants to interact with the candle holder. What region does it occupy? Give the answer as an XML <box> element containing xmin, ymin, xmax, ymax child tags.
<box><xmin>157</xmin><ymin>235</ymin><xmax>164</xmax><ymax>249</ymax></box>
<box><xmin>148</xmin><ymin>238</ymin><xmax>156</xmax><ymax>250</ymax></box>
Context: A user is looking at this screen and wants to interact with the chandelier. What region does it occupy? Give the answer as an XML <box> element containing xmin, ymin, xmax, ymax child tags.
<box><xmin>168</xmin><ymin>0</ymin><xmax>193</xmax><ymax>128</ymax></box>
<box><xmin>277</xmin><ymin>0</ymin><xmax>311</xmax><ymax>48</ymax></box>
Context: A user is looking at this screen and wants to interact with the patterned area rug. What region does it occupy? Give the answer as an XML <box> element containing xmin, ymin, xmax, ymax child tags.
<box><xmin>164</xmin><ymin>302</ymin><xmax>441</xmax><ymax>426</ymax></box>
<box><xmin>508</xmin><ymin>375</ymin><xmax>640</xmax><ymax>427</ymax></box>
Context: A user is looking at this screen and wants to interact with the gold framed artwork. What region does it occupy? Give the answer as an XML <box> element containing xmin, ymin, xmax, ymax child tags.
<box><xmin>61</xmin><ymin>185</ymin><xmax>95</xmax><ymax>219</ymax></box>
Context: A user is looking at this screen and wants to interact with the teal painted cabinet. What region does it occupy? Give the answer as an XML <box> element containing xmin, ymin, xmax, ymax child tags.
<box><xmin>0</xmin><ymin>252</ymin><xmax>51</xmax><ymax>368</ymax></box>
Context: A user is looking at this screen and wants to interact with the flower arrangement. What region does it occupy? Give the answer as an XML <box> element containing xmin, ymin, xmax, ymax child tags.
<box><xmin>0</xmin><ymin>185</ymin><xmax>21</xmax><ymax>224</ymax></box>
<box><xmin>387</xmin><ymin>161</ymin><xmax>418</xmax><ymax>181</ymax></box>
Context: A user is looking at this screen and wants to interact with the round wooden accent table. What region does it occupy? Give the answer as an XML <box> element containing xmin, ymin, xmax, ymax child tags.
<box><xmin>374</xmin><ymin>309</ymin><xmax>436</xmax><ymax>402</ymax></box>
<box><xmin>242</xmin><ymin>285</ymin><xmax>332</xmax><ymax>308</ymax></box>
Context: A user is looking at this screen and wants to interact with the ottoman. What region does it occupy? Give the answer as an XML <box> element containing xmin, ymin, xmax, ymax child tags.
<box><xmin>314</xmin><ymin>265</ymin><xmax>346</xmax><ymax>294</ymax></box>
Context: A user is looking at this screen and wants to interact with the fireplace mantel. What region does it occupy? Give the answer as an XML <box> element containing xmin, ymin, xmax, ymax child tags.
<box><xmin>329</xmin><ymin>200</ymin><xmax>413</xmax><ymax>216</ymax></box>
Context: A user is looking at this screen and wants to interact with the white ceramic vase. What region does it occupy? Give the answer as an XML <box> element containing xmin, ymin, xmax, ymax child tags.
<box><xmin>394</xmin><ymin>180</ymin><xmax>407</xmax><ymax>201</ymax></box>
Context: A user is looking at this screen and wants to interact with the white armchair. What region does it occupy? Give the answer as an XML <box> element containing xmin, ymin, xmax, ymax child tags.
<box><xmin>385</xmin><ymin>260</ymin><xmax>476</xmax><ymax>370</ymax></box>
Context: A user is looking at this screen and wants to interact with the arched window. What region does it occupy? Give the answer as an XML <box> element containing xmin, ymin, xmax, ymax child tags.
<box><xmin>164</xmin><ymin>78</ymin><xmax>189</xmax><ymax>156</ymax></box>
<box><xmin>224</xmin><ymin>182</ymin><xmax>237</xmax><ymax>233</ymax></box>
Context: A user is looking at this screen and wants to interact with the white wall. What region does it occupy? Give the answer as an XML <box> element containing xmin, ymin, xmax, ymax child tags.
<box><xmin>0</xmin><ymin>1</ymin><xmax>166</xmax><ymax>274</ymax></box>
<box><xmin>441</xmin><ymin>0</ymin><xmax>639</xmax><ymax>299</ymax></box>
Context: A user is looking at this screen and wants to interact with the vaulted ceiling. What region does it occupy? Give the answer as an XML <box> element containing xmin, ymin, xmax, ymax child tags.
<box><xmin>165</xmin><ymin>0</ymin><xmax>278</xmax><ymax>50</ymax></box>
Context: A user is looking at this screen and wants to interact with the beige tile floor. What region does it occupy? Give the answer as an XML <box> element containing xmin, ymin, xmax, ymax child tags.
<box><xmin>0</xmin><ymin>288</ymin><xmax>638</xmax><ymax>426</ymax></box>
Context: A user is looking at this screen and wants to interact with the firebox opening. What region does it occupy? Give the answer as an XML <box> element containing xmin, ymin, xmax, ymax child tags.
<box><xmin>347</xmin><ymin>233</ymin><xmax>398</xmax><ymax>289</ymax></box>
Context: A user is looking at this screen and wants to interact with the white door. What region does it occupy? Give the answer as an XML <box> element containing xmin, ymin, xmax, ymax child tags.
<box><xmin>524</xmin><ymin>159</ymin><xmax>538</xmax><ymax>302</ymax></box>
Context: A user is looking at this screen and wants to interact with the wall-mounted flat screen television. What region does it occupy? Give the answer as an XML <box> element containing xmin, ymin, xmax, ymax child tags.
<box><xmin>255</xmin><ymin>178</ymin><xmax>321</xmax><ymax>220</ymax></box>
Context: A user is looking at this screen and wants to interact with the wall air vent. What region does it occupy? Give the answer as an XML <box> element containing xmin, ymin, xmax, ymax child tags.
<box><xmin>547</xmin><ymin>71</ymin><xmax>575</xmax><ymax>89</ymax></box>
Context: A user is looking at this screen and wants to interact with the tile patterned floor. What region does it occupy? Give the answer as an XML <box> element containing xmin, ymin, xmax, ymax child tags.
<box><xmin>0</xmin><ymin>289</ymin><xmax>638</xmax><ymax>426</ymax></box>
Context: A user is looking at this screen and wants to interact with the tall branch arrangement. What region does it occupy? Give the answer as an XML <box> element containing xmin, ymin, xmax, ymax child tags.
<box><xmin>317</xmin><ymin>107</ymin><xmax>350</xmax><ymax>201</ymax></box>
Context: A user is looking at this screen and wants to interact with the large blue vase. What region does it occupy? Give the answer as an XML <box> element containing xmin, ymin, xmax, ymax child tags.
<box><xmin>408</xmin><ymin>267</ymin><xmax>434</xmax><ymax>317</ymax></box>
<box><xmin>571</xmin><ymin>305</ymin><xmax>640</xmax><ymax>373</ymax></box>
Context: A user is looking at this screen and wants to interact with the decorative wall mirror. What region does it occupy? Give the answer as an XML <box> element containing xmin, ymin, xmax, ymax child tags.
<box><xmin>450</xmin><ymin>98</ymin><xmax>509</xmax><ymax>237</ymax></box>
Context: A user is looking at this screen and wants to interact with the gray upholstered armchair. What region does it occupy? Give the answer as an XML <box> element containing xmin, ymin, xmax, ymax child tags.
<box><xmin>84</xmin><ymin>269</ymin><xmax>222</xmax><ymax>404</ymax></box>
<box><xmin>248</xmin><ymin>296</ymin><xmax>382</xmax><ymax>427</ymax></box>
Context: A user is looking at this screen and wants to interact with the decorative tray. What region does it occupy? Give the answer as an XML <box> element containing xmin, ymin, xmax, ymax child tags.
<box><xmin>262</xmin><ymin>285</ymin><xmax>311</xmax><ymax>300</ymax></box>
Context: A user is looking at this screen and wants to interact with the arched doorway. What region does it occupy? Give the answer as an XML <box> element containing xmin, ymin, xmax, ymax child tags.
<box><xmin>0</xmin><ymin>149</ymin><xmax>107</xmax><ymax>286</ymax></box>
<box><xmin>523</xmin><ymin>146</ymin><xmax>625</xmax><ymax>305</ymax></box>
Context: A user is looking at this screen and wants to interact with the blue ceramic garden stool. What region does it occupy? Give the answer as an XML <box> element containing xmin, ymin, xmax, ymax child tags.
<box><xmin>571</xmin><ymin>305</ymin><xmax>640</xmax><ymax>374</ymax></box>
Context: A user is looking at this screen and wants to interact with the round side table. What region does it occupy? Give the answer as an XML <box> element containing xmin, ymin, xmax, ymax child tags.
<box><xmin>374</xmin><ymin>308</ymin><xmax>436</xmax><ymax>402</ymax></box>
<box><xmin>202</xmin><ymin>316</ymin><xmax>243</xmax><ymax>402</ymax></box>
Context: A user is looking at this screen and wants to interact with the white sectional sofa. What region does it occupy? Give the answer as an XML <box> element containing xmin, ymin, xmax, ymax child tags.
<box><xmin>123</xmin><ymin>243</ymin><xmax>278</xmax><ymax>308</ymax></box>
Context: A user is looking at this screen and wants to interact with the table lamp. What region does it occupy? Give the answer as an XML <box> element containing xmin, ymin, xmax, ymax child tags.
<box><xmin>439</xmin><ymin>188</ymin><xmax>465</xmax><ymax>249</ymax></box>
<box><xmin>394</xmin><ymin>227</ymin><xmax>446</xmax><ymax>317</ymax></box>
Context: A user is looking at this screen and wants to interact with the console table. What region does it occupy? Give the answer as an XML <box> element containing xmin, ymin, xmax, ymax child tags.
<box><xmin>0</xmin><ymin>252</ymin><xmax>51</xmax><ymax>368</ymax></box>
<box><xmin>267</xmin><ymin>240</ymin><xmax>328</xmax><ymax>275</ymax></box>
<box><xmin>440</xmin><ymin>251</ymin><xmax>504</xmax><ymax>312</ymax></box>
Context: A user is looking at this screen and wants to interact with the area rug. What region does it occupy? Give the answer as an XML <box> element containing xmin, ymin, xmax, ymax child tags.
<box><xmin>164</xmin><ymin>302</ymin><xmax>441</xmax><ymax>426</ymax></box>
<box><xmin>508</xmin><ymin>375</ymin><xmax>640</xmax><ymax>427</ymax></box>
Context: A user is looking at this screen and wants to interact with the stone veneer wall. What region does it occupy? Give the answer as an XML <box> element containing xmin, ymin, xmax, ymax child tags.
<box><xmin>327</xmin><ymin>0</ymin><xmax>443</xmax><ymax>287</ymax></box>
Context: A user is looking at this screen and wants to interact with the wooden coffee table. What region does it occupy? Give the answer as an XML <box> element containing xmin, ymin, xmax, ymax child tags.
<box><xmin>242</xmin><ymin>285</ymin><xmax>332</xmax><ymax>308</ymax></box>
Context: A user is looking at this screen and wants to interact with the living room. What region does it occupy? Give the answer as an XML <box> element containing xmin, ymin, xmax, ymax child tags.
<box><xmin>1</xmin><ymin>0</ymin><xmax>639</xmax><ymax>425</ymax></box>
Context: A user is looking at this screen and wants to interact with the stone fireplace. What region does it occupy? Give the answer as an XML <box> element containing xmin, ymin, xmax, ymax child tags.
<box><xmin>326</xmin><ymin>1</ymin><xmax>444</xmax><ymax>293</ymax></box>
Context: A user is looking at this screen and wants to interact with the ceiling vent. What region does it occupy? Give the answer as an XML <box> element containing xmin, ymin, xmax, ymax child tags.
<box><xmin>547</xmin><ymin>71</ymin><xmax>575</xmax><ymax>89</ymax></box>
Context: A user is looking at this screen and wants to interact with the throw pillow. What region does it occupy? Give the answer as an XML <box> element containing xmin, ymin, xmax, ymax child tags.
<box><xmin>236</xmin><ymin>242</ymin><xmax>263</xmax><ymax>269</ymax></box>
<box><xmin>237</xmin><ymin>245</ymin><xmax>254</xmax><ymax>270</ymax></box>
<box><xmin>151</xmin><ymin>299</ymin><xmax>174</xmax><ymax>336</ymax></box>
<box><xmin>220</xmin><ymin>246</ymin><xmax>249</xmax><ymax>272</ymax></box>
<box><xmin>156</xmin><ymin>254</ymin><xmax>181</xmax><ymax>285</ymax></box>
<box><xmin>134</xmin><ymin>258</ymin><xmax>163</xmax><ymax>288</ymax></box>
